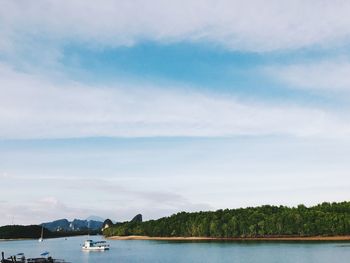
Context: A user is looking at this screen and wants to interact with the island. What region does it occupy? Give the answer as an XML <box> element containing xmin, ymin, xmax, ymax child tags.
<box><xmin>0</xmin><ymin>217</ymin><xmax>104</xmax><ymax>240</ymax></box>
<box><xmin>103</xmin><ymin>201</ymin><xmax>350</xmax><ymax>241</ymax></box>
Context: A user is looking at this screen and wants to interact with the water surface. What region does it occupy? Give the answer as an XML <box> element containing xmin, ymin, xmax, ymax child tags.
<box><xmin>1</xmin><ymin>235</ymin><xmax>349</xmax><ymax>263</ymax></box>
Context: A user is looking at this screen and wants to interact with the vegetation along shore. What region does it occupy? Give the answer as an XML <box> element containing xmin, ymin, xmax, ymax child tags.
<box><xmin>2</xmin><ymin>201</ymin><xmax>350</xmax><ymax>241</ymax></box>
<box><xmin>0</xmin><ymin>225</ymin><xmax>99</xmax><ymax>240</ymax></box>
<box><xmin>108</xmin><ymin>235</ymin><xmax>350</xmax><ymax>241</ymax></box>
<box><xmin>103</xmin><ymin>201</ymin><xmax>350</xmax><ymax>240</ymax></box>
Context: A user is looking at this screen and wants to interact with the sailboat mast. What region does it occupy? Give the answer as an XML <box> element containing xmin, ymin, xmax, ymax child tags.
<box><xmin>38</xmin><ymin>226</ymin><xmax>44</xmax><ymax>242</ymax></box>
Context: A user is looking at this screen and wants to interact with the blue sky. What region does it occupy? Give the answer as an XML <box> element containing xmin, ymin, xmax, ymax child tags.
<box><xmin>1</xmin><ymin>0</ymin><xmax>350</xmax><ymax>225</ymax></box>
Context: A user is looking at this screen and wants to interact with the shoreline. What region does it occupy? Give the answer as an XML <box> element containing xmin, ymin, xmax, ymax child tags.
<box><xmin>107</xmin><ymin>235</ymin><xmax>350</xmax><ymax>241</ymax></box>
<box><xmin>0</xmin><ymin>234</ymin><xmax>94</xmax><ymax>241</ymax></box>
<box><xmin>0</xmin><ymin>238</ymin><xmax>33</xmax><ymax>241</ymax></box>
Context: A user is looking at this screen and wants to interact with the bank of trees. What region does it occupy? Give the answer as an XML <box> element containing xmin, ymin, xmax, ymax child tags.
<box><xmin>0</xmin><ymin>225</ymin><xmax>45</xmax><ymax>239</ymax></box>
<box><xmin>104</xmin><ymin>202</ymin><xmax>350</xmax><ymax>237</ymax></box>
<box><xmin>0</xmin><ymin>225</ymin><xmax>100</xmax><ymax>239</ymax></box>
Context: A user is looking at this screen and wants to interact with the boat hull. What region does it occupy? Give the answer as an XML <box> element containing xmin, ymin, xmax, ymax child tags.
<box><xmin>82</xmin><ymin>247</ymin><xmax>109</xmax><ymax>251</ymax></box>
<box><xmin>81</xmin><ymin>240</ymin><xmax>110</xmax><ymax>251</ymax></box>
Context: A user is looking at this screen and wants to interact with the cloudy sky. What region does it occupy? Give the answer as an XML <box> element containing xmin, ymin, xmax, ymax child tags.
<box><xmin>1</xmin><ymin>0</ymin><xmax>350</xmax><ymax>225</ymax></box>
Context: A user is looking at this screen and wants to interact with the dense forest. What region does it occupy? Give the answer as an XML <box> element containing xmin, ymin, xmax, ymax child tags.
<box><xmin>103</xmin><ymin>201</ymin><xmax>350</xmax><ymax>238</ymax></box>
<box><xmin>0</xmin><ymin>225</ymin><xmax>99</xmax><ymax>239</ymax></box>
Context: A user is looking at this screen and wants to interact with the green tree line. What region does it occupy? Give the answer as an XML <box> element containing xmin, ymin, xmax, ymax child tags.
<box><xmin>104</xmin><ymin>201</ymin><xmax>350</xmax><ymax>238</ymax></box>
<box><xmin>0</xmin><ymin>225</ymin><xmax>100</xmax><ymax>239</ymax></box>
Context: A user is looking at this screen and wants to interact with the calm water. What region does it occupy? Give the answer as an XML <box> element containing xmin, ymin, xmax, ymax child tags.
<box><xmin>1</xmin><ymin>235</ymin><xmax>350</xmax><ymax>263</ymax></box>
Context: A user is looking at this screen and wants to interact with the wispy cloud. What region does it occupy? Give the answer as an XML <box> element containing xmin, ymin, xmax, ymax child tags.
<box><xmin>0</xmin><ymin>197</ymin><xmax>102</xmax><ymax>225</ymax></box>
<box><xmin>2</xmin><ymin>1</ymin><xmax>350</xmax><ymax>225</ymax></box>
<box><xmin>1</xmin><ymin>63</ymin><xmax>349</xmax><ymax>139</ymax></box>
<box><xmin>0</xmin><ymin>172</ymin><xmax>12</xmax><ymax>178</ymax></box>
<box><xmin>2</xmin><ymin>1</ymin><xmax>350</xmax><ymax>53</ymax></box>
<box><xmin>266</xmin><ymin>60</ymin><xmax>350</xmax><ymax>92</ymax></box>
<box><xmin>0</xmin><ymin>175</ymin><xmax>212</xmax><ymax>224</ymax></box>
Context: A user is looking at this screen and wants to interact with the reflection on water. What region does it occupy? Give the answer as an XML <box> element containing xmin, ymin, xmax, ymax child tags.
<box><xmin>1</xmin><ymin>235</ymin><xmax>350</xmax><ymax>263</ymax></box>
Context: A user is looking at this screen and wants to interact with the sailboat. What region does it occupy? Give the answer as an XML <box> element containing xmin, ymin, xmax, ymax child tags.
<box><xmin>38</xmin><ymin>226</ymin><xmax>44</xmax><ymax>242</ymax></box>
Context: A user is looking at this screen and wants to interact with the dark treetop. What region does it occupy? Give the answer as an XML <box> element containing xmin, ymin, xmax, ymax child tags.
<box><xmin>103</xmin><ymin>201</ymin><xmax>350</xmax><ymax>238</ymax></box>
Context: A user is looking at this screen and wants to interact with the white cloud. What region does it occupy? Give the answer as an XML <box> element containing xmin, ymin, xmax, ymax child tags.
<box><xmin>0</xmin><ymin>175</ymin><xmax>212</xmax><ymax>224</ymax></box>
<box><xmin>266</xmin><ymin>60</ymin><xmax>350</xmax><ymax>92</ymax></box>
<box><xmin>0</xmin><ymin>63</ymin><xmax>349</xmax><ymax>139</ymax></box>
<box><xmin>2</xmin><ymin>0</ymin><xmax>350</xmax><ymax>52</ymax></box>
<box><xmin>0</xmin><ymin>172</ymin><xmax>11</xmax><ymax>178</ymax></box>
<box><xmin>0</xmin><ymin>197</ymin><xmax>97</xmax><ymax>225</ymax></box>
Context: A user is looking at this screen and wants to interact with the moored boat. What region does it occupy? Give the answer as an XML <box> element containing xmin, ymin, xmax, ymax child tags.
<box><xmin>81</xmin><ymin>240</ymin><xmax>110</xmax><ymax>251</ymax></box>
<box><xmin>38</xmin><ymin>226</ymin><xmax>44</xmax><ymax>242</ymax></box>
<box><xmin>1</xmin><ymin>252</ymin><xmax>69</xmax><ymax>263</ymax></box>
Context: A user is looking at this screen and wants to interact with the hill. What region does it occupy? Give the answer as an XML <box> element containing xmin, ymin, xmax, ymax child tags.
<box><xmin>0</xmin><ymin>225</ymin><xmax>99</xmax><ymax>239</ymax></box>
<box><xmin>103</xmin><ymin>201</ymin><xmax>350</xmax><ymax>238</ymax></box>
<box><xmin>41</xmin><ymin>218</ymin><xmax>103</xmax><ymax>232</ymax></box>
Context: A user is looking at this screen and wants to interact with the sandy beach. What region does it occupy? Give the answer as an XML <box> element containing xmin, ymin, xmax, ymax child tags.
<box><xmin>108</xmin><ymin>235</ymin><xmax>350</xmax><ymax>241</ymax></box>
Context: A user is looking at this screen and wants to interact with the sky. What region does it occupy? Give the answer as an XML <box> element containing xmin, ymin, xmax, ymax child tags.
<box><xmin>1</xmin><ymin>0</ymin><xmax>350</xmax><ymax>225</ymax></box>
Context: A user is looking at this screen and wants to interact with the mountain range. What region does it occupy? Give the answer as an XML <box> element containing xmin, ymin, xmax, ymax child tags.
<box><xmin>41</xmin><ymin>218</ymin><xmax>104</xmax><ymax>232</ymax></box>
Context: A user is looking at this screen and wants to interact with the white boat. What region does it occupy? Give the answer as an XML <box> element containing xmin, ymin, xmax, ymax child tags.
<box><xmin>82</xmin><ymin>240</ymin><xmax>110</xmax><ymax>251</ymax></box>
<box><xmin>38</xmin><ymin>226</ymin><xmax>43</xmax><ymax>242</ymax></box>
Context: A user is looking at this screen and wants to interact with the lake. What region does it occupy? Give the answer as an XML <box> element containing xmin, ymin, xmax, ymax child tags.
<box><xmin>1</xmin><ymin>235</ymin><xmax>350</xmax><ymax>263</ymax></box>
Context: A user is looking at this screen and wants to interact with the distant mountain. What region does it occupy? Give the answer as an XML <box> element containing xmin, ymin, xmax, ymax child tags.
<box><xmin>41</xmin><ymin>218</ymin><xmax>103</xmax><ymax>232</ymax></box>
<box><xmin>86</xmin><ymin>215</ymin><xmax>105</xmax><ymax>222</ymax></box>
<box><xmin>41</xmin><ymin>219</ymin><xmax>70</xmax><ymax>232</ymax></box>
<box><xmin>100</xmin><ymin>214</ymin><xmax>143</xmax><ymax>231</ymax></box>
<box><xmin>131</xmin><ymin>214</ymin><xmax>142</xmax><ymax>223</ymax></box>
<box><xmin>102</xmin><ymin>219</ymin><xmax>114</xmax><ymax>230</ymax></box>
